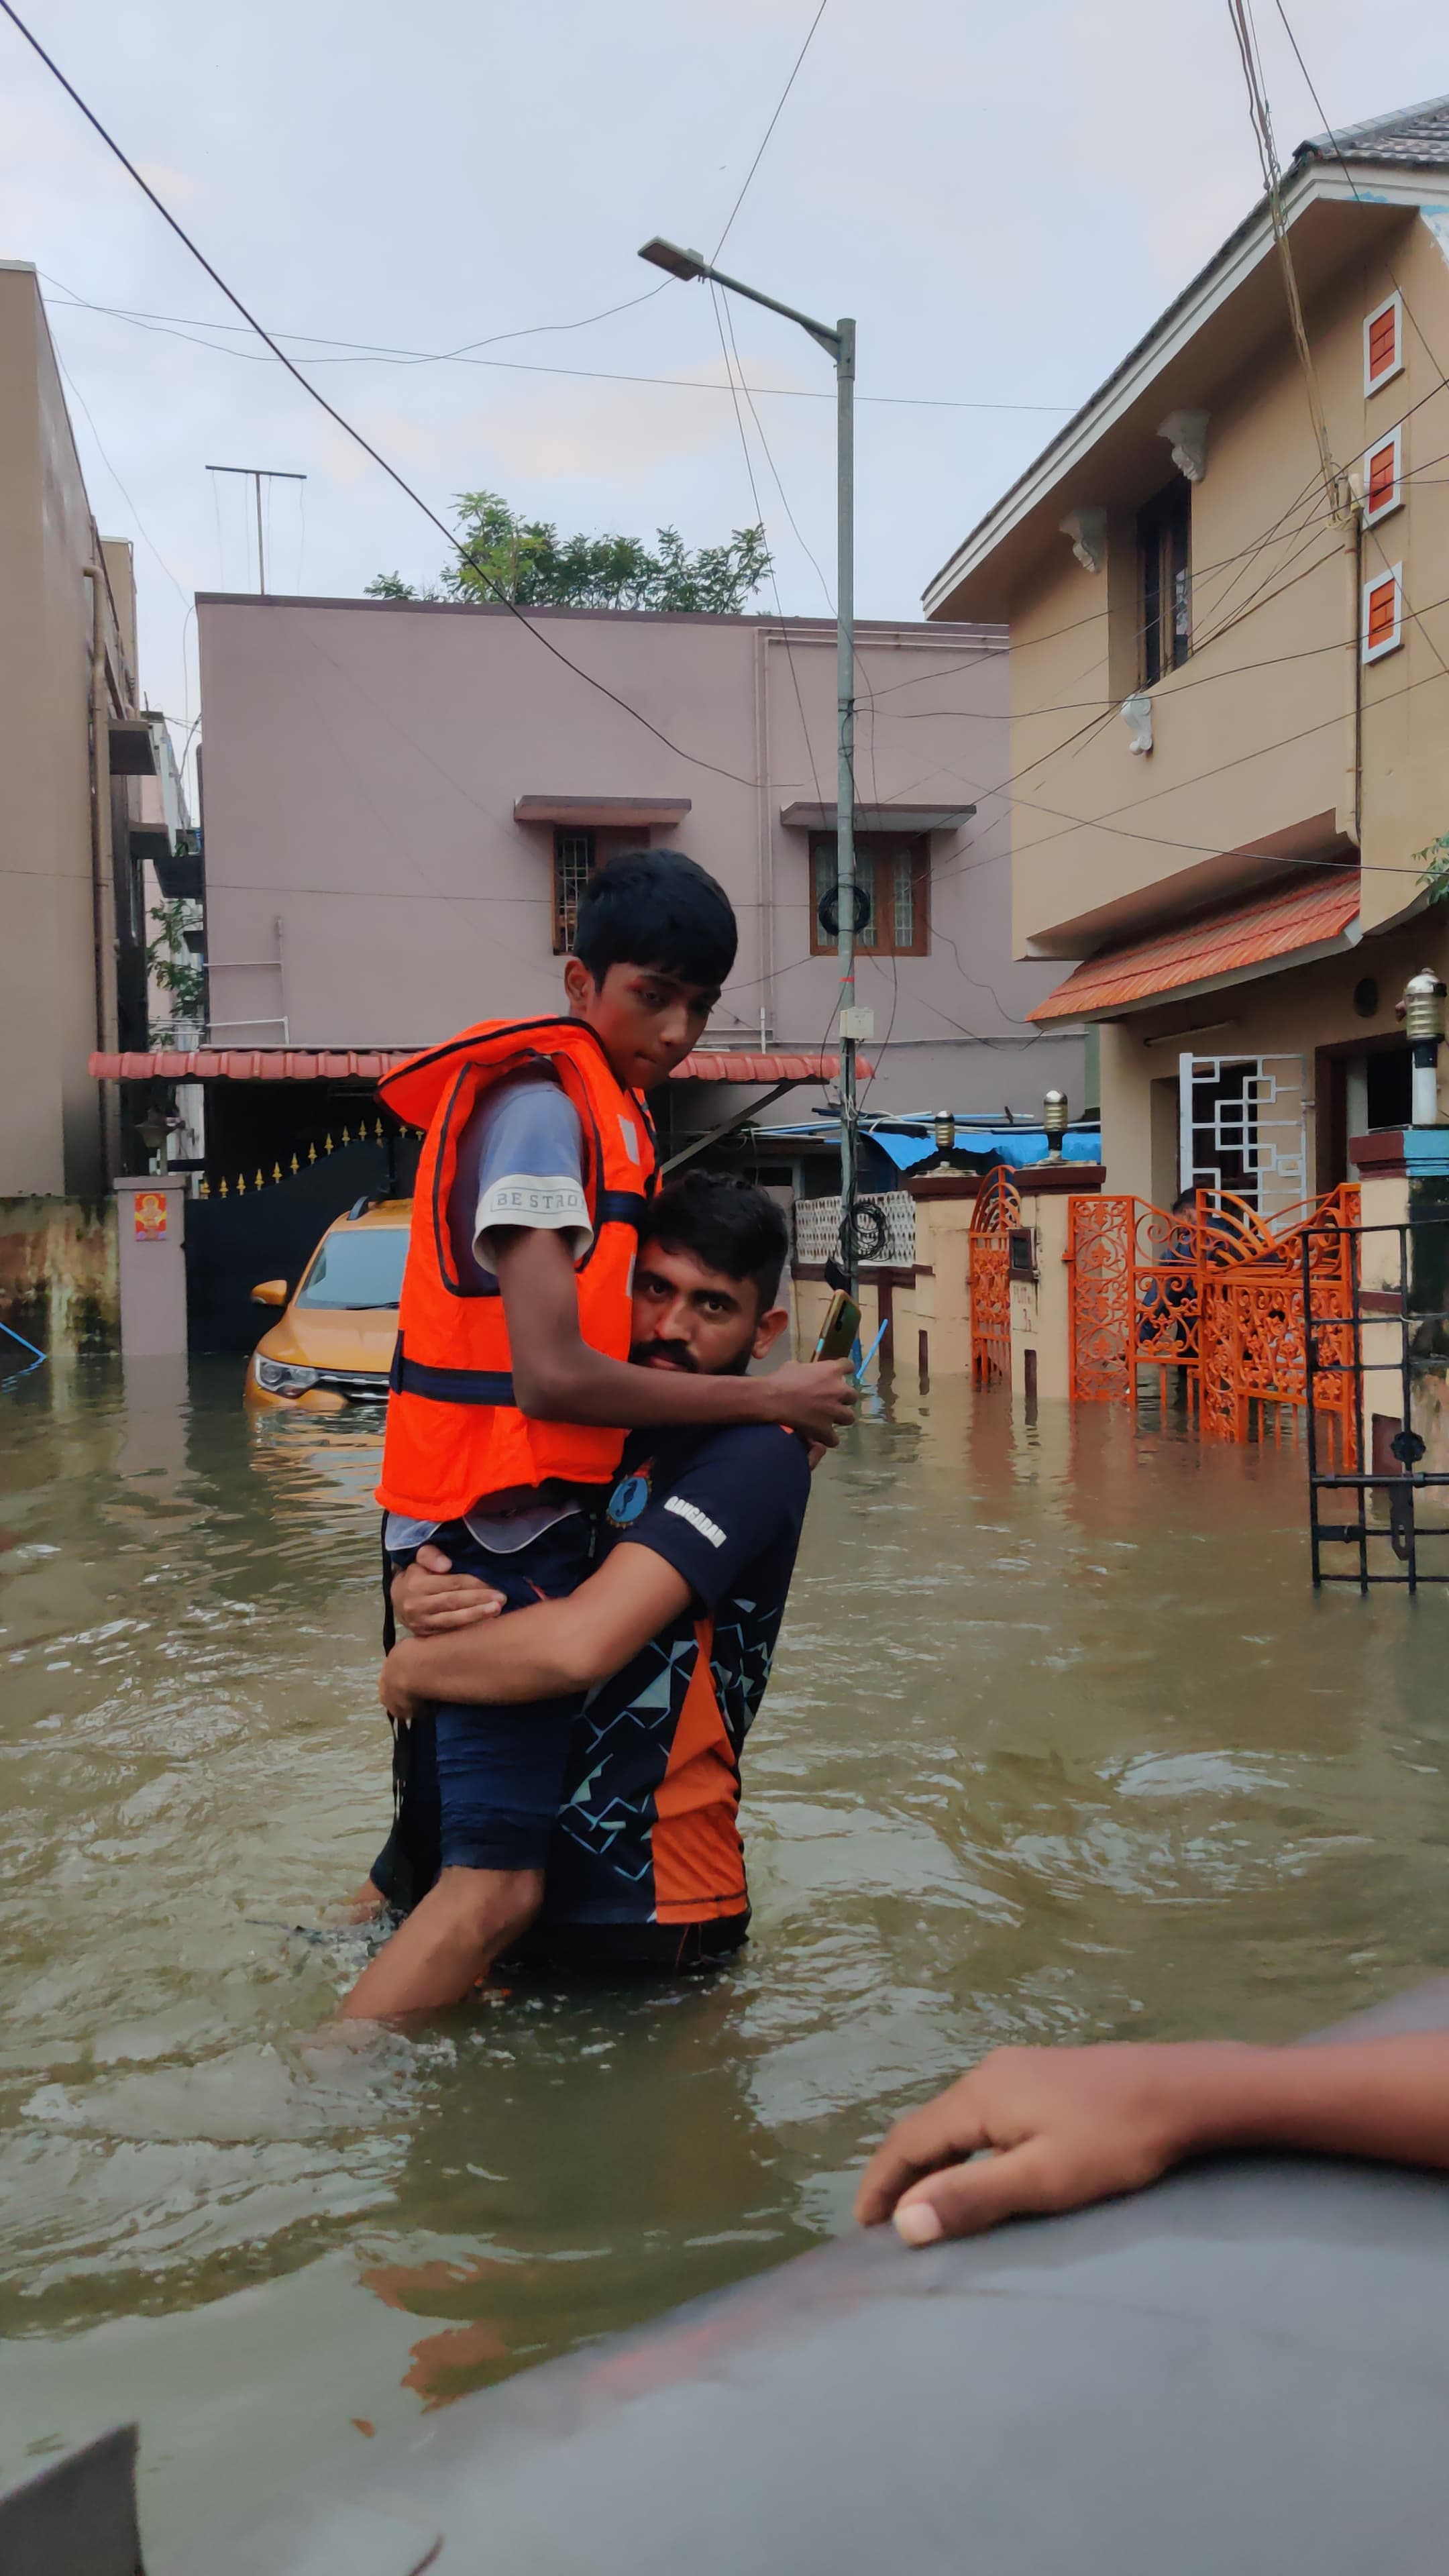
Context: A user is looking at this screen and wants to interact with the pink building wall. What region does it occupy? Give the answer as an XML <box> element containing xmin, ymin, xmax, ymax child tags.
<box><xmin>196</xmin><ymin>595</ymin><xmax>1082</xmax><ymax>1121</ymax></box>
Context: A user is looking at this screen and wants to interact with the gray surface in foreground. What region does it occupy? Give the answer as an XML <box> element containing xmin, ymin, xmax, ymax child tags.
<box><xmin>205</xmin><ymin>1976</ymin><xmax>1449</xmax><ymax>2576</ymax></box>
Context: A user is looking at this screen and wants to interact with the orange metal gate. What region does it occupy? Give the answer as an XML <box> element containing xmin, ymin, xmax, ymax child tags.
<box><xmin>1067</xmin><ymin>1185</ymin><xmax>1358</xmax><ymax>1458</ymax></box>
<box><xmin>969</xmin><ymin>1167</ymin><xmax>1020</xmax><ymax>1388</ymax></box>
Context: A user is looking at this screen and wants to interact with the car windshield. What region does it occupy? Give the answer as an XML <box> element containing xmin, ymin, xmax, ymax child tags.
<box><xmin>294</xmin><ymin>1228</ymin><xmax>407</xmax><ymax>1311</ymax></box>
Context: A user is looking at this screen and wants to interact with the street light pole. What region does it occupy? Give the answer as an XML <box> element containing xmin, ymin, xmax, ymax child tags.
<box><xmin>639</xmin><ymin>239</ymin><xmax>861</xmax><ymax>1293</ymax></box>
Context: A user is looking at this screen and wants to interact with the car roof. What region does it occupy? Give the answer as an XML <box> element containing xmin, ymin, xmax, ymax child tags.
<box><xmin>323</xmin><ymin>1197</ymin><xmax>413</xmax><ymax>1234</ymax></box>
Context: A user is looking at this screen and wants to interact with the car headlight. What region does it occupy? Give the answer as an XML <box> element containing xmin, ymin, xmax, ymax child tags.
<box><xmin>256</xmin><ymin>1357</ymin><xmax>319</xmax><ymax>1395</ymax></box>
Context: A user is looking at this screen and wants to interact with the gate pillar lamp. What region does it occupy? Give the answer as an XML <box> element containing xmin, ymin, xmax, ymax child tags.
<box><xmin>916</xmin><ymin>1108</ymin><xmax>958</xmax><ymax>1175</ymax></box>
<box><xmin>1399</xmin><ymin>971</ymin><xmax>1448</xmax><ymax>1126</ymax></box>
<box><xmin>1042</xmin><ymin>1089</ymin><xmax>1070</xmax><ymax>1161</ymax></box>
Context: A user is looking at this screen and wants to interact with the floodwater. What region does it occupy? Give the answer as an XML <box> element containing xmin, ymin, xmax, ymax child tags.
<box><xmin>4</xmin><ymin>1360</ymin><xmax>1449</xmax><ymax>2566</ymax></box>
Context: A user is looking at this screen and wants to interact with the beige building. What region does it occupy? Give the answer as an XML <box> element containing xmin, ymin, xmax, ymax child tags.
<box><xmin>924</xmin><ymin>96</ymin><xmax>1449</xmax><ymax>1212</ymax></box>
<box><xmin>191</xmin><ymin>591</ymin><xmax>1082</xmax><ymax>1158</ymax></box>
<box><xmin>0</xmin><ymin>260</ymin><xmax>184</xmax><ymax>1198</ymax></box>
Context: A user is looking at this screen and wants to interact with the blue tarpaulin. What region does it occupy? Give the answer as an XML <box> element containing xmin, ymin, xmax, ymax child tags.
<box><xmin>869</xmin><ymin>1127</ymin><xmax>1101</xmax><ymax>1171</ymax></box>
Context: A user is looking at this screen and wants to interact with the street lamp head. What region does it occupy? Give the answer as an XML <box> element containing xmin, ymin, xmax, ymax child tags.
<box><xmin>639</xmin><ymin>237</ymin><xmax>708</xmax><ymax>283</ymax></box>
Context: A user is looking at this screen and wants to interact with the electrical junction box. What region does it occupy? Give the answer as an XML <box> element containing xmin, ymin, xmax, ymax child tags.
<box><xmin>1008</xmin><ymin>1226</ymin><xmax>1038</xmax><ymax>1283</ymax></box>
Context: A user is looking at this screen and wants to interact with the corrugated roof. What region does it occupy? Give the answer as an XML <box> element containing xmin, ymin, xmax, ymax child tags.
<box><xmin>87</xmin><ymin>1046</ymin><xmax>866</xmax><ymax>1085</ymax></box>
<box><xmin>1028</xmin><ymin>869</ymin><xmax>1360</xmax><ymax>1023</ymax></box>
<box><xmin>1303</xmin><ymin>94</ymin><xmax>1449</xmax><ymax>170</ymax></box>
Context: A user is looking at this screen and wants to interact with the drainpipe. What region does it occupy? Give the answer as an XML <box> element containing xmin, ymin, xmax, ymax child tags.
<box><xmin>84</xmin><ymin>561</ymin><xmax>121</xmax><ymax>1185</ymax></box>
<box><xmin>1344</xmin><ymin>473</ymin><xmax>1364</xmax><ymax>853</ymax></box>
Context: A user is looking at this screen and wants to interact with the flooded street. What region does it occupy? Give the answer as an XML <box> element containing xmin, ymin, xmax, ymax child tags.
<box><xmin>4</xmin><ymin>1360</ymin><xmax>1449</xmax><ymax>2567</ymax></box>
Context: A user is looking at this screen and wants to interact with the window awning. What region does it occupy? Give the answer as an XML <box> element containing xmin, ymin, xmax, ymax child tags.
<box><xmin>780</xmin><ymin>800</ymin><xmax>974</xmax><ymax>833</ymax></box>
<box><xmin>513</xmin><ymin>795</ymin><xmax>692</xmax><ymax>829</ymax></box>
<box><xmin>1027</xmin><ymin>868</ymin><xmax>1361</xmax><ymax>1024</ymax></box>
<box><xmin>89</xmin><ymin>1046</ymin><xmax>867</xmax><ymax>1085</ymax></box>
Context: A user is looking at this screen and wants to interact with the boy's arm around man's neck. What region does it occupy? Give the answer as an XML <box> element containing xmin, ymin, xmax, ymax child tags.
<box><xmin>493</xmin><ymin>1229</ymin><xmax>857</xmax><ymax>1446</ymax></box>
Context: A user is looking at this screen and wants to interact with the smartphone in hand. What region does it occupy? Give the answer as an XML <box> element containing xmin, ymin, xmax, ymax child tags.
<box><xmin>812</xmin><ymin>1290</ymin><xmax>862</xmax><ymax>1363</ymax></box>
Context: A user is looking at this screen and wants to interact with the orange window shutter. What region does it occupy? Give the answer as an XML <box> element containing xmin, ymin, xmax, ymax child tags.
<box><xmin>1367</xmin><ymin>442</ymin><xmax>1396</xmax><ymax>511</ymax></box>
<box><xmin>1366</xmin><ymin>578</ymin><xmax>1396</xmax><ymax>646</ymax></box>
<box><xmin>1368</xmin><ymin>307</ymin><xmax>1397</xmax><ymax>380</ymax></box>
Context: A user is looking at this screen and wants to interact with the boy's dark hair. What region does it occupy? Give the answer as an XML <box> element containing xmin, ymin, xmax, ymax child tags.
<box><xmin>573</xmin><ymin>849</ymin><xmax>737</xmax><ymax>990</ymax></box>
<box><xmin>642</xmin><ymin>1171</ymin><xmax>788</xmax><ymax>1311</ymax></box>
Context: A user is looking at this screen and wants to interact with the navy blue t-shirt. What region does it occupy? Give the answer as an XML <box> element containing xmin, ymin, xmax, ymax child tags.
<box><xmin>540</xmin><ymin>1421</ymin><xmax>812</xmax><ymax>1927</ymax></box>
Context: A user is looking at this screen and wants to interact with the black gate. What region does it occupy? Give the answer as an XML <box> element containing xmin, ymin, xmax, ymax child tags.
<box><xmin>1305</xmin><ymin>1212</ymin><xmax>1449</xmax><ymax>1590</ymax></box>
<box><xmin>185</xmin><ymin>1139</ymin><xmax>397</xmax><ymax>1353</ymax></box>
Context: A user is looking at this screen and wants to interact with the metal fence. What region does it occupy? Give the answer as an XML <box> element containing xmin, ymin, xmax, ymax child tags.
<box><xmin>792</xmin><ymin>1191</ymin><xmax>916</xmax><ymax>1269</ymax></box>
<box><xmin>1306</xmin><ymin>1213</ymin><xmax>1449</xmax><ymax>1590</ymax></box>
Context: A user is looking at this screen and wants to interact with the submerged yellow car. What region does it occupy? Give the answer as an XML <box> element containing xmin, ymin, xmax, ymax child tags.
<box><xmin>246</xmin><ymin>1197</ymin><xmax>410</xmax><ymax>1412</ymax></box>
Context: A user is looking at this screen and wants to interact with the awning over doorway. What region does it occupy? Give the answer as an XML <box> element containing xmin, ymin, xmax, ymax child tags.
<box><xmin>1027</xmin><ymin>867</ymin><xmax>1361</xmax><ymax>1023</ymax></box>
<box><xmin>89</xmin><ymin>1046</ymin><xmax>868</xmax><ymax>1085</ymax></box>
<box><xmin>513</xmin><ymin>795</ymin><xmax>691</xmax><ymax>829</ymax></box>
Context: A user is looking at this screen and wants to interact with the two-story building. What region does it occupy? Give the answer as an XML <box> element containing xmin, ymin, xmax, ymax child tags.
<box><xmin>166</xmin><ymin>590</ymin><xmax>1081</xmax><ymax>1187</ymax></box>
<box><xmin>1</xmin><ymin>260</ymin><xmax>187</xmax><ymax>1199</ymax></box>
<box><xmin>924</xmin><ymin>95</ymin><xmax>1449</xmax><ymax>1214</ymax></box>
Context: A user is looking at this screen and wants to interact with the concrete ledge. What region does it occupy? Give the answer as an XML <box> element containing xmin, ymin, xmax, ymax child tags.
<box><xmin>909</xmin><ymin>1164</ymin><xmax>1105</xmax><ymax>1201</ymax></box>
<box><xmin>1351</xmin><ymin>1128</ymin><xmax>1449</xmax><ymax>1179</ymax></box>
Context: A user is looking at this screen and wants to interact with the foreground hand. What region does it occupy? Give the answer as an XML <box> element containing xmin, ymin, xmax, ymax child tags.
<box><xmin>854</xmin><ymin>2042</ymin><xmax>1245</xmax><ymax>2245</ymax></box>
<box><xmin>379</xmin><ymin>1648</ymin><xmax>427</xmax><ymax>1727</ymax></box>
<box><xmin>392</xmin><ymin>1542</ymin><xmax>506</xmax><ymax>1636</ymax></box>
<box><xmin>766</xmin><ymin>1359</ymin><xmax>859</xmax><ymax>1447</ymax></box>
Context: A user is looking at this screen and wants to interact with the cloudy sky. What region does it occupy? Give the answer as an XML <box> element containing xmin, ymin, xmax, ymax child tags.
<box><xmin>1</xmin><ymin>0</ymin><xmax>1444</xmax><ymax>774</ymax></box>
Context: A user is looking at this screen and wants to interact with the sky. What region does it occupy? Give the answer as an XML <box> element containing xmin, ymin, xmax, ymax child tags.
<box><xmin>1</xmin><ymin>0</ymin><xmax>1445</xmax><ymax>798</ymax></box>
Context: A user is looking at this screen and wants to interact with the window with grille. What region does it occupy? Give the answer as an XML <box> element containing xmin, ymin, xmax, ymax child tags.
<box><xmin>552</xmin><ymin>829</ymin><xmax>596</xmax><ymax>953</ymax></box>
<box><xmin>1364</xmin><ymin>292</ymin><xmax>1403</xmax><ymax>396</ymax></box>
<box><xmin>1138</xmin><ymin>478</ymin><xmax>1191</xmax><ymax>687</ymax></box>
<box><xmin>1362</xmin><ymin>567</ymin><xmax>1402</xmax><ymax>663</ymax></box>
<box><xmin>1363</xmin><ymin>427</ymin><xmax>1402</xmax><ymax>525</ymax></box>
<box><xmin>808</xmin><ymin>833</ymin><xmax>929</xmax><ymax>956</ymax></box>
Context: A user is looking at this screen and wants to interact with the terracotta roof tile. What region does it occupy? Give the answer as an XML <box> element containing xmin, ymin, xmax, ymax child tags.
<box><xmin>88</xmin><ymin>1046</ymin><xmax>867</xmax><ymax>1086</ymax></box>
<box><xmin>1028</xmin><ymin>869</ymin><xmax>1360</xmax><ymax>1024</ymax></box>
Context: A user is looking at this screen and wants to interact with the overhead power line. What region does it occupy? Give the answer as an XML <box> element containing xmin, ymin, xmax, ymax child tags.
<box><xmin>713</xmin><ymin>0</ymin><xmax>831</xmax><ymax>260</ymax></box>
<box><xmin>38</xmin><ymin>276</ymin><xmax>1071</xmax><ymax>415</ymax></box>
<box><xmin>0</xmin><ymin>0</ymin><xmax>785</xmax><ymax>794</ymax></box>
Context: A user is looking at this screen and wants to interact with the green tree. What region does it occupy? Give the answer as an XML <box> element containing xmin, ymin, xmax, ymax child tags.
<box><xmin>368</xmin><ymin>491</ymin><xmax>771</xmax><ymax>614</ymax></box>
<box><xmin>146</xmin><ymin>895</ymin><xmax>206</xmax><ymax>1039</ymax></box>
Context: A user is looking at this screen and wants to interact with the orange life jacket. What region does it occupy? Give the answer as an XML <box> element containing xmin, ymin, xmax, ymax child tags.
<box><xmin>375</xmin><ymin>1016</ymin><xmax>657</xmax><ymax>1521</ymax></box>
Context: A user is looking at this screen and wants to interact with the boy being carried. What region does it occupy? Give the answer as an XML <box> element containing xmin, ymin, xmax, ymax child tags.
<box><xmin>343</xmin><ymin>851</ymin><xmax>855</xmax><ymax>2019</ymax></box>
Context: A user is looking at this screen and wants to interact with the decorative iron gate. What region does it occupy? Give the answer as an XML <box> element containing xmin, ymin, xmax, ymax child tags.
<box><xmin>1067</xmin><ymin>1184</ymin><xmax>1358</xmax><ymax>1452</ymax></box>
<box><xmin>969</xmin><ymin>1167</ymin><xmax>1020</xmax><ymax>1387</ymax></box>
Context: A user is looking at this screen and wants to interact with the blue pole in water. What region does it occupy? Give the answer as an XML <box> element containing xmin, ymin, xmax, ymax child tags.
<box><xmin>855</xmin><ymin>1319</ymin><xmax>889</xmax><ymax>1382</ymax></box>
<box><xmin>0</xmin><ymin>1318</ymin><xmax>47</xmax><ymax>1385</ymax></box>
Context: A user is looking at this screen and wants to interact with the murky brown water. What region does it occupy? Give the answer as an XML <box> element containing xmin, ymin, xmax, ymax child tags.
<box><xmin>4</xmin><ymin>1358</ymin><xmax>1449</xmax><ymax>2565</ymax></box>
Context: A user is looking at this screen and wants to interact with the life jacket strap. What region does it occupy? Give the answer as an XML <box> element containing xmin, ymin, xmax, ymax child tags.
<box><xmin>598</xmin><ymin>1190</ymin><xmax>649</xmax><ymax>1228</ymax></box>
<box><xmin>390</xmin><ymin>1344</ymin><xmax>516</xmax><ymax>1407</ymax></box>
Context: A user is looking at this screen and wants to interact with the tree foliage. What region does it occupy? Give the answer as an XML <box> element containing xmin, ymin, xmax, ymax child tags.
<box><xmin>368</xmin><ymin>491</ymin><xmax>771</xmax><ymax>616</ymax></box>
<box><xmin>146</xmin><ymin>895</ymin><xmax>206</xmax><ymax>1038</ymax></box>
<box><xmin>1419</xmin><ymin>832</ymin><xmax>1449</xmax><ymax>905</ymax></box>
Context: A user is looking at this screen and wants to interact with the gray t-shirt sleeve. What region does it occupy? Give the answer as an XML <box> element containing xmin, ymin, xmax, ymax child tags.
<box><xmin>446</xmin><ymin>1069</ymin><xmax>590</xmax><ymax>1289</ymax></box>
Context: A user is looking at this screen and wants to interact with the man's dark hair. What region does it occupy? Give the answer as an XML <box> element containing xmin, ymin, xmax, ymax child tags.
<box><xmin>642</xmin><ymin>1170</ymin><xmax>788</xmax><ymax>1311</ymax></box>
<box><xmin>573</xmin><ymin>849</ymin><xmax>737</xmax><ymax>989</ymax></box>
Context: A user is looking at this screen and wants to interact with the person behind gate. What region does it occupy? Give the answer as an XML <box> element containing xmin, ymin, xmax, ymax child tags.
<box><xmin>343</xmin><ymin>851</ymin><xmax>857</xmax><ymax>2021</ymax></box>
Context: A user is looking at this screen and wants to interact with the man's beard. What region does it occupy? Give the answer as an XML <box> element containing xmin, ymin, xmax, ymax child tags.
<box><xmin>629</xmin><ymin>1338</ymin><xmax>752</xmax><ymax>1376</ymax></box>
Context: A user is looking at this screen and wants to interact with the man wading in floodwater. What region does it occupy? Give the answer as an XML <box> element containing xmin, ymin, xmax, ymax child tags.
<box><xmin>346</xmin><ymin>853</ymin><xmax>853</xmax><ymax>2020</ymax></box>
<box><xmin>358</xmin><ymin>1175</ymin><xmax>816</xmax><ymax>1980</ymax></box>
